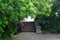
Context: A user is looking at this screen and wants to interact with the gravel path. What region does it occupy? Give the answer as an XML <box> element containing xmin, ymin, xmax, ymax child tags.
<box><xmin>12</xmin><ymin>32</ymin><xmax>60</xmax><ymax>40</ymax></box>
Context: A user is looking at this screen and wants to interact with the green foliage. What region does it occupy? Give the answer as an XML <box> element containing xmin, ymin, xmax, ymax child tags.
<box><xmin>0</xmin><ymin>0</ymin><xmax>37</xmax><ymax>40</ymax></box>
<box><xmin>0</xmin><ymin>0</ymin><xmax>60</xmax><ymax>39</ymax></box>
<box><xmin>36</xmin><ymin>0</ymin><xmax>60</xmax><ymax>33</ymax></box>
<box><xmin>32</xmin><ymin>0</ymin><xmax>53</xmax><ymax>16</ymax></box>
<box><xmin>51</xmin><ymin>0</ymin><xmax>60</xmax><ymax>18</ymax></box>
<box><xmin>36</xmin><ymin>14</ymin><xmax>60</xmax><ymax>33</ymax></box>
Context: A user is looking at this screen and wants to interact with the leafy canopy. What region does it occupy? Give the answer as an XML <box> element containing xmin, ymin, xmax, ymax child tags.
<box><xmin>0</xmin><ymin>0</ymin><xmax>37</xmax><ymax>40</ymax></box>
<box><xmin>0</xmin><ymin>0</ymin><xmax>57</xmax><ymax>40</ymax></box>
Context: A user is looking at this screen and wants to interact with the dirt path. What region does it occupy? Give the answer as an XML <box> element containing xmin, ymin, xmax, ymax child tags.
<box><xmin>12</xmin><ymin>32</ymin><xmax>60</xmax><ymax>40</ymax></box>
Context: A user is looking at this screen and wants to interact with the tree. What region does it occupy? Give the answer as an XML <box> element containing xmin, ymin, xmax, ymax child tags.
<box><xmin>32</xmin><ymin>0</ymin><xmax>53</xmax><ymax>16</ymax></box>
<box><xmin>0</xmin><ymin>0</ymin><xmax>37</xmax><ymax>40</ymax></box>
<box><xmin>35</xmin><ymin>0</ymin><xmax>60</xmax><ymax>33</ymax></box>
<box><xmin>51</xmin><ymin>0</ymin><xmax>60</xmax><ymax>19</ymax></box>
<box><xmin>51</xmin><ymin>0</ymin><xmax>60</xmax><ymax>33</ymax></box>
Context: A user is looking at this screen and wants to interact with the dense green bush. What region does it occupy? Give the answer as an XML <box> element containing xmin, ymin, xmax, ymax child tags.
<box><xmin>36</xmin><ymin>14</ymin><xmax>60</xmax><ymax>33</ymax></box>
<box><xmin>0</xmin><ymin>0</ymin><xmax>37</xmax><ymax>40</ymax></box>
<box><xmin>35</xmin><ymin>0</ymin><xmax>60</xmax><ymax>33</ymax></box>
<box><xmin>34</xmin><ymin>0</ymin><xmax>51</xmax><ymax>33</ymax></box>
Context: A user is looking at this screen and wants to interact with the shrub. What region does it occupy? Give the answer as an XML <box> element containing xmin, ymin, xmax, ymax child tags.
<box><xmin>35</xmin><ymin>0</ymin><xmax>60</xmax><ymax>33</ymax></box>
<box><xmin>0</xmin><ymin>0</ymin><xmax>37</xmax><ymax>40</ymax></box>
<box><xmin>35</xmin><ymin>14</ymin><xmax>60</xmax><ymax>33</ymax></box>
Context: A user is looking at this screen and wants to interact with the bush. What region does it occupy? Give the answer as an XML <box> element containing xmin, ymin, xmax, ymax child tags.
<box><xmin>0</xmin><ymin>0</ymin><xmax>37</xmax><ymax>40</ymax></box>
<box><xmin>34</xmin><ymin>0</ymin><xmax>53</xmax><ymax>33</ymax></box>
<box><xmin>35</xmin><ymin>0</ymin><xmax>60</xmax><ymax>34</ymax></box>
<box><xmin>35</xmin><ymin>14</ymin><xmax>60</xmax><ymax>33</ymax></box>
